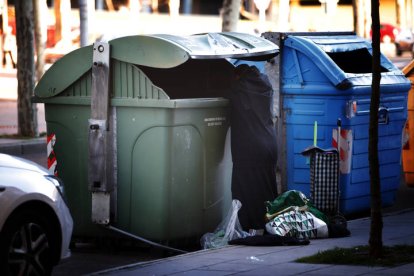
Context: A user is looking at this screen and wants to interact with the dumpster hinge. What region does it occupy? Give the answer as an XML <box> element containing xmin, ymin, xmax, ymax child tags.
<box><xmin>88</xmin><ymin>41</ymin><xmax>117</xmax><ymax>225</ymax></box>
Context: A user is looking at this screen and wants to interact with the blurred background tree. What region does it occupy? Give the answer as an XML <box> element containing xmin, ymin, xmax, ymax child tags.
<box><xmin>221</xmin><ymin>0</ymin><xmax>241</xmax><ymax>31</ymax></box>
<box><xmin>14</xmin><ymin>0</ymin><xmax>37</xmax><ymax>137</ymax></box>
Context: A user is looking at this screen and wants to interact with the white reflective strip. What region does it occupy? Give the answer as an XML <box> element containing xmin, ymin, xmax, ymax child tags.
<box><xmin>49</xmin><ymin>161</ymin><xmax>57</xmax><ymax>175</ymax></box>
<box><xmin>47</xmin><ymin>134</ymin><xmax>56</xmax><ymax>156</ymax></box>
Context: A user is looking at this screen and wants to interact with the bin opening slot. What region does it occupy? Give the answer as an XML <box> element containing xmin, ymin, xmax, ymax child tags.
<box><xmin>326</xmin><ymin>48</ymin><xmax>389</xmax><ymax>74</ymax></box>
<box><xmin>138</xmin><ymin>59</ymin><xmax>234</xmax><ymax>99</ymax></box>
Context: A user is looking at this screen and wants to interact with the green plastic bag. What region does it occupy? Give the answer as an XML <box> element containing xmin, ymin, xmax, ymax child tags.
<box><xmin>265</xmin><ymin>190</ymin><xmax>328</xmax><ymax>223</ymax></box>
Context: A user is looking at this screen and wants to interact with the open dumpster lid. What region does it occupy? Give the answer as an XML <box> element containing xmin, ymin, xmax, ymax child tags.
<box><xmin>35</xmin><ymin>32</ymin><xmax>278</xmax><ymax>98</ymax></box>
<box><xmin>110</xmin><ymin>32</ymin><xmax>279</xmax><ymax>65</ymax></box>
<box><xmin>282</xmin><ymin>33</ymin><xmax>405</xmax><ymax>88</ymax></box>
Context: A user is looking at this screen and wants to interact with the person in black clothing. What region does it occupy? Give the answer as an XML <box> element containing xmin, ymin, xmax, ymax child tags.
<box><xmin>229</xmin><ymin>64</ymin><xmax>278</xmax><ymax>232</ymax></box>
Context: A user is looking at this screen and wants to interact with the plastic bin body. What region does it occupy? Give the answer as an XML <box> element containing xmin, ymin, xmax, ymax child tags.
<box><xmin>278</xmin><ymin>33</ymin><xmax>410</xmax><ymax>214</ymax></box>
<box><xmin>34</xmin><ymin>33</ymin><xmax>278</xmax><ymax>241</ymax></box>
<box><xmin>42</xmin><ymin>98</ymin><xmax>231</xmax><ymax>240</ymax></box>
<box><xmin>402</xmin><ymin>61</ymin><xmax>414</xmax><ymax>187</ymax></box>
<box><xmin>38</xmin><ymin>56</ymin><xmax>232</xmax><ymax>241</ymax></box>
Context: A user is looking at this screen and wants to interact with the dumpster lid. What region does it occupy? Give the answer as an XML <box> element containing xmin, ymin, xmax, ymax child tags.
<box><xmin>109</xmin><ymin>32</ymin><xmax>279</xmax><ymax>66</ymax></box>
<box><xmin>156</xmin><ymin>32</ymin><xmax>278</xmax><ymax>59</ymax></box>
<box><xmin>35</xmin><ymin>32</ymin><xmax>278</xmax><ymax>98</ymax></box>
<box><xmin>402</xmin><ymin>59</ymin><xmax>414</xmax><ymax>77</ymax></box>
<box><xmin>283</xmin><ymin>33</ymin><xmax>405</xmax><ymax>88</ymax></box>
<box><xmin>293</xmin><ymin>34</ymin><xmax>369</xmax><ymax>53</ymax></box>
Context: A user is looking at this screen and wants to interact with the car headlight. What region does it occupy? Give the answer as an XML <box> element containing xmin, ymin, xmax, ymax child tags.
<box><xmin>44</xmin><ymin>175</ymin><xmax>65</xmax><ymax>198</ymax></box>
<box><xmin>393</xmin><ymin>28</ymin><xmax>400</xmax><ymax>36</ymax></box>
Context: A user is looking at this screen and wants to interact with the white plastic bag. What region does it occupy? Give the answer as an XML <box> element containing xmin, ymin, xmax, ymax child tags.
<box><xmin>265</xmin><ymin>209</ymin><xmax>329</xmax><ymax>239</ymax></box>
<box><xmin>200</xmin><ymin>199</ymin><xmax>250</xmax><ymax>249</ymax></box>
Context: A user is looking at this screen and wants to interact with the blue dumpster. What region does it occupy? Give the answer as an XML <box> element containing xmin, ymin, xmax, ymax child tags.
<box><xmin>264</xmin><ymin>32</ymin><xmax>410</xmax><ymax>215</ymax></box>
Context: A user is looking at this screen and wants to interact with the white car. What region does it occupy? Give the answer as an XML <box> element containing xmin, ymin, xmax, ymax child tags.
<box><xmin>395</xmin><ymin>28</ymin><xmax>414</xmax><ymax>57</ymax></box>
<box><xmin>0</xmin><ymin>153</ymin><xmax>73</xmax><ymax>275</ymax></box>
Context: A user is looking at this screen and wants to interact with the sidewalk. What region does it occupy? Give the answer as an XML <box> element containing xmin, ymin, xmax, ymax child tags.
<box><xmin>92</xmin><ymin>209</ymin><xmax>414</xmax><ymax>276</ymax></box>
<box><xmin>0</xmin><ymin>68</ymin><xmax>47</xmax><ymax>136</ymax></box>
<box><xmin>0</xmin><ymin>67</ymin><xmax>18</xmax><ymax>100</ymax></box>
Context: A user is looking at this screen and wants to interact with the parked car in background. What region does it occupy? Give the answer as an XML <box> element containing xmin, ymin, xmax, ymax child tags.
<box><xmin>0</xmin><ymin>154</ymin><xmax>73</xmax><ymax>276</ymax></box>
<box><xmin>371</xmin><ymin>23</ymin><xmax>400</xmax><ymax>43</ymax></box>
<box><xmin>395</xmin><ymin>29</ymin><xmax>414</xmax><ymax>57</ymax></box>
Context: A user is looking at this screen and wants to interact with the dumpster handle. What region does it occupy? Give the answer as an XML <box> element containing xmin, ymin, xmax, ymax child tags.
<box><xmin>104</xmin><ymin>225</ymin><xmax>188</xmax><ymax>255</ymax></box>
<box><xmin>355</xmin><ymin>106</ymin><xmax>403</xmax><ymax>116</ymax></box>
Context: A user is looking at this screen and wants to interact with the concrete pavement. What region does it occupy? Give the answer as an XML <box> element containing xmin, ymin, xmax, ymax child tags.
<box><xmin>0</xmin><ymin>68</ymin><xmax>46</xmax><ymax>136</ymax></box>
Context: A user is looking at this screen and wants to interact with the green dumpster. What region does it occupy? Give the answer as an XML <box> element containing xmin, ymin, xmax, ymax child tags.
<box><xmin>34</xmin><ymin>32</ymin><xmax>279</xmax><ymax>242</ymax></box>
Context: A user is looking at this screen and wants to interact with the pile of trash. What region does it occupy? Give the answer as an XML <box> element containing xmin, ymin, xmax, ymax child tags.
<box><xmin>201</xmin><ymin>190</ymin><xmax>350</xmax><ymax>249</ymax></box>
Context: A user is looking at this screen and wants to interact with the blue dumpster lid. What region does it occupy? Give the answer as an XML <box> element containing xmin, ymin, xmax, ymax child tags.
<box><xmin>284</xmin><ymin>34</ymin><xmax>407</xmax><ymax>88</ymax></box>
<box><xmin>35</xmin><ymin>32</ymin><xmax>278</xmax><ymax>98</ymax></box>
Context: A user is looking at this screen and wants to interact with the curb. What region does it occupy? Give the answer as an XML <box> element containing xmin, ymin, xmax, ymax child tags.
<box><xmin>0</xmin><ymin>138</ymin><xmax>46</xmax><ymax>156</ymax></box>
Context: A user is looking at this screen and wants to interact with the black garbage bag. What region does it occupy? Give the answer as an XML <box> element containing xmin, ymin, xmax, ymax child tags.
<box><xmin>229</xmin><ymin>64</ymin><xmax>278</xmax><ymax>231</ymax></box>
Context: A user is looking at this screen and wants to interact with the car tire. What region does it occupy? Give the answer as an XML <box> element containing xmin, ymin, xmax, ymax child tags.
<box><xmin>396</xmin><ymin>44</ymin><xmax>402</xmax><ymax>56</ymax></box>
<box><xmin>0</xmin><ymin>209</ymin><xmax>57</xmax><ymax>276</ymax></box>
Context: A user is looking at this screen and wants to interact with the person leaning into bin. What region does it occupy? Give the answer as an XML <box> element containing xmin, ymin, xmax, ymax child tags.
<box><xmin>228</xmin><ymin>64</ymin><xmax>278</xmax><ymax>232</ymax></box>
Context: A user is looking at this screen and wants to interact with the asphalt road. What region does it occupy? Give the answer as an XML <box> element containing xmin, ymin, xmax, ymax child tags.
<box><xmin>52</xmin><ymin>242</ymin><xmax>162</xmax><ymax>276</ymax></box>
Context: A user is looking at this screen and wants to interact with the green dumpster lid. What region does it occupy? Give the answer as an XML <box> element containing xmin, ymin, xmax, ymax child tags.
<box><xmin>35</xmin><ymin>45</ymin><xmax>93</xmax><ymax>99</ymax></box>
<box><xmin>35</xmin><ymin>32</ymin><xmax>278</xmax><ymax>98</ymax></box>
<box><xmin>110</xmin><ymin>32</ymin><xmax>278</xmax><ymax>66</ymax></box>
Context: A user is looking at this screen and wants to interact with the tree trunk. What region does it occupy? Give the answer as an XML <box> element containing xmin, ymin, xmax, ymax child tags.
<box><xmin>79</xmin><ymin>0</ymin><xmax>88</xmax><ymax>47</ymax></box>
<box><xmin>369</xmin><ymin>0</ymin><xmax>383</xmax><ymax>259</ymax></box>
<box><xmin>354</xmin><ymin>0</ymin><xmax>364</xmax><ymax>37</ymax></box>
<box><xmin>54</xmin><ymin>0</ymin><xmax>71</xmax><ymax>45</ymax></box>
<box><xmin>105</xmin><ymin>0</ymin><xmax>115</xmax><ymax>11</ymax></box>
<box><xmin>352</xmin><ymin>0</ymin><xmax>358</xmax><ymax>34</ymax></box>
<box><xmin>15</xmin><ymin>0</ymin><xmax>37</xmax><ymax>137</ymax></box>
<box><xmin>221</xmin><ymin>0</ymin><xmax>241</xmax><ymax>32</ymax></box>
<box><xmin>34</xmin><ymin>0</ymin><xmax>47</xmax><ymax>82</ymax></box>
<box><xmin>54</xmin><ymin>0</ymin><xmax>62</xmax><ymax>43</ymax></box>
<box><xmin>396</xmin><ymin>0</ymin><xmax>402</xmax><ymax>27</ymax></box>
<box><xmin>354</xmin><ymin>0</ymin><xmax>371</xmax><ymax>38</ymax></box>
<box><xmin>395</xmin><ymin>0</ymin><xmax>407</xmax><ymax>28</ymax></box>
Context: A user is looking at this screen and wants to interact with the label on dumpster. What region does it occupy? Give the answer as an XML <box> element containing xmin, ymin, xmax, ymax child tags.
<box><xmin>204</xmin><ymin>117</ymin><xmax>226</xmax><ymax>127</ymax></box>
<box><xmin>332</xmin><ymin>129</ymin><xmax>353</xmax><ymax>174</ymax></box>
